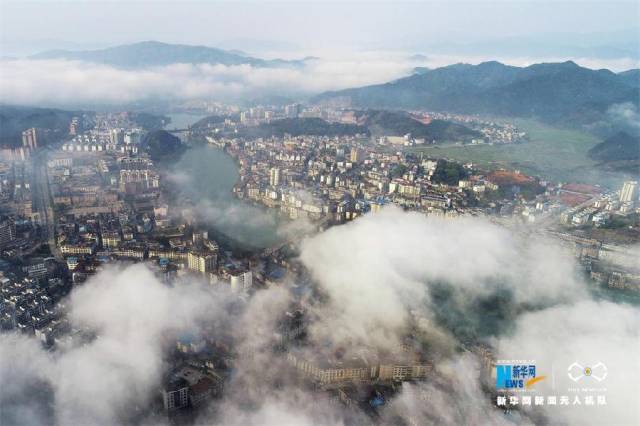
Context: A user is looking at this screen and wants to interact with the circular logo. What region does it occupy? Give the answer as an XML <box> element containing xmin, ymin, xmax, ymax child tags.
<box><xmin>568</xmin><ymin>362</ymin><xmax>607</xmax><ymax>382</ymax></box>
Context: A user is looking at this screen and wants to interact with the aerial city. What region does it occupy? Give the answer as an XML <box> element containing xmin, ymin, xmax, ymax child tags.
<box><xmin>0</xmin><ymin>1</ymin><xmax>638</xmax><ymax>425</ymax></box>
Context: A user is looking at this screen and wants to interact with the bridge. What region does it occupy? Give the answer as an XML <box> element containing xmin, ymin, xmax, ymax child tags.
<box><xmin>259</xmin><ymin>216</ymin><xmax>331</xmax><ymax>258</ymax></box>
<box><xmin>261</xmin><ymin>238</ymin><xmax>298</xmax><ymax>258</ymax></box>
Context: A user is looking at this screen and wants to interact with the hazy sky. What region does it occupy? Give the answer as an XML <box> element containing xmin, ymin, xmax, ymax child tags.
<box><xmin>1</xmin><ymin>0</ymin><xmax>638</xmax><ymax>108</ymax></box>
<box><xmin>1</xmin><ymin>0</ymin><xmax>638</xmax><ymax>56</ymax></box>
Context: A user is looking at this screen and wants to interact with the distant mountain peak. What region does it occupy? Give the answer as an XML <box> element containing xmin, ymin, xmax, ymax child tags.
<box><xmin>477</xmin><ymin>60</ymin><xmax>507</xmax><ymax>67</ymax></box>
<box><xmin>129</xmin><ymin>40</ymin><xmax>167</xmax><ymax>47</ymax></box>
<box><xmin>29</xmin><ymin>41</ymin><xmax>306</xmax><ymax>69</ymax></box>
<box><xmin>313</xmin><ymin>60</ymin><xmax>639</xmax><ymax>127</ymax></box>
<box><xmin>588</xmin><ymin>131</ymin><xmax>640</xmax><ymax>164</ymax></box>
<box><xmin>618</xmin><ymin>69</ymin><xmax>640</xmax><ymax>87</ymax></box>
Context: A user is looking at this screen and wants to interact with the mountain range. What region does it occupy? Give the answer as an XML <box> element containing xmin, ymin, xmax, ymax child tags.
<box><xmin>30</xmin><ymin>41</ymin><xmax>307</xmax><ymax>68</ymax></box>
<box><xmin>359</xmin><ymin>110</ymin><xmax>480</xmax><ymax>142</ymax></box>
<box><xmin>235</xmin><ymin>117</ymin><xmax>366</xmax><ymax>139</ymax></box>
<box><xmin>227</xmin><ymin>111</ymin><xmax>479</xmax><ymax>143</ymax></box>
<box><xmin>0</xmin><ymin>105</ymin><xmax>169</xmax><ymax>148</ymax></box>
<box><xmin>0</xmin><ymin>105</ymin><xmax>78</xmax><ymax>148</ymax></box>
<box><xmin>588</xmin><ymin>131</ymin><xmax>640</xmax><ymax>172</ymax></box>
<box><xmin>143</xmin><ymin>130</ymin><xmax>185</xmax><ymax>162</ymax></box>
<box><xmin>314</xmin><ymin>61</ymin><xmax>640</xmax><ymax>126</ymax></box>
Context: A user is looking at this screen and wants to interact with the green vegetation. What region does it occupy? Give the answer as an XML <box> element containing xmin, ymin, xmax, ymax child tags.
<box><xmin>600</xmin><ymin>213</ymin><xmax>638</xmax><ymax>230</ymax></box>
<box><xmin>31</xmin><ymin>41</ymin><xmax>305</xmax><ymax>69</ymax></box>
<box><xmin>518</xmin><ymin>183</ymin><xmax>546</xmax><ymax>200</ymax></box>
<box><xmin>587</xmin><ymin>131</ymin><xmax>640</xmax><ymax>173</ymax></box>
<box><xmin>410</xmin><ymin>119</ymin><xmax>614</xmax><ymax>184</ymax></box>
<box><xmin>191</xmin><ymin>115</ymin><xmax>228</xmax><ymax>129</ymax></box>
<box><xmin>0</xmin><ymin>106</ymin><xmax>165</xmax><ymax>148</ymax></box>
<box><xmin>589</xmin><ymin>131</ymin><xmax>640</xmax><ymax>162</ymax></box>
<box><xmin>389</xmin><ymin>164</ymin><xmax>408</xmax><ymax>179</ymax></box>
<box><xmin>128</xmin><ymin>112</ymin><xmax>169</xmax><ymax>130</ymax></box>
<box><xmin>432</xmin><ymin>159</ymin><xmax>468</xmax><ymax>185</ymax></box>
<box><xmin>316</xmin><ymin>61</ymin><xmax>639</xmax><ymax>127</ymax></box>
<box><xmin>53</xmin><ymin>203</ymin><xmax>69</xmax><ymax>216</ymax></box>
<box><xmin>143</xmin><ymin>130</ymin><xmax>185</xmax><ymax>162</ymax></box>
<box><xmin>237</xmin><ymin>117</ymin><xmax>367</xmax><ymax>138</ymax></box>
<box><xmin>0</xmin><ymin>105</ymin><xmax>78</xmax><ymax>148</ymax></box>
<box><xmin>363</xmin><ymin>110</ymin><xmax>480</xmax><ymax>143</ymax></box>
<box><xmin>234</xmin><ymin>113</ymin><xmax>478</xmax><ymax>143</ymax></box>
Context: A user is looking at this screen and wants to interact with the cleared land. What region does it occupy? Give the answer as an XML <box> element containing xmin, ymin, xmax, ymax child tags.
<box><xmin>409</xmin><ymin>119</ymin><xmax>628</xmax><ymax>187</ymax></box>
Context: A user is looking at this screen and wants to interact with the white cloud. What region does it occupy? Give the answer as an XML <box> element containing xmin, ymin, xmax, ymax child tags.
<box><xmin>383</xmin><ymin>354</ymin><xmax>533</xmax><ymax>426</ymax></box>
<box><xmin>494</xmin><ymin>300</ymin><xmax>640</xmax><ymax>426</ymax></box>
<box><xmin>299</xmin><ymin>206</ymin><xmax>587</xmax><ymax>350</ymax></box>
<box><xmin>295</xmin><ymin>207</ymin><xmax>639</xmax><ymax>425</ymax></box>
<box><xmin>0</xmin><ymin>334</ymin><xmax>55</xmax><ymax>426</ymax></box>
<box><xmin>166</xmin><ymin>159</ymin><xmax>314</xmax><ymax>248</ymax></box>
<box><xmin>0</xmin><ymin>264</ymin><xmax>223</xmax><ymax>426</ymax></box>
<box><xmin>0</xmin><ymin>53</ymin><xmax>635</xmax><ymax>107</ymax></box>
<box><xmin>2</xmin><ymin>208</ymin><xmax>637</xmax><ymax>426</ymax></box>
<box><xmin>0</xmin><ymin>56</ymin><xmax>418</xmax><ymax>106</ymax></box>
<box><xmin>607</xmin><ymin>102</ymin><xmax>640</xmax><ymax>131</ymax></box>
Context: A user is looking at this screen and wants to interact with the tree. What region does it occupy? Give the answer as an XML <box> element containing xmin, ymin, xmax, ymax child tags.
<box><xmin>432</xmin><ymin>160</ymin><xmax>468</xmax><ymax>185</ymax></box>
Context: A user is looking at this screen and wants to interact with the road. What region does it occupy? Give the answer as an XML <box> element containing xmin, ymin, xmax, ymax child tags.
<box><xmin>30</xmin><ymin>149</ymin><xmax>60</xmax><ymax>258</ymax></box>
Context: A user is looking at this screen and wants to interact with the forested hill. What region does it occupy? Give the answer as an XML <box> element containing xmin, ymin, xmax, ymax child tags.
<box><xmin>314</xmin><ymin>61</ymin><xmax>639</xmax><ymax>127</ymax></box>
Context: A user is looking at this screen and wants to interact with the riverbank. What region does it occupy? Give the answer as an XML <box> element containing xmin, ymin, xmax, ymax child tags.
<box><xmin>169</xmin><ymin>144</ymin><xmax>289</xmax><ymax>251</ymax></box>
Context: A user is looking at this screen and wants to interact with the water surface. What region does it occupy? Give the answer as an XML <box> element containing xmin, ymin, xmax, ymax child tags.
<box><xmin>173</xmin><ymin>144</ymin><xmax>286</xmax><ymax>249</ymax></box>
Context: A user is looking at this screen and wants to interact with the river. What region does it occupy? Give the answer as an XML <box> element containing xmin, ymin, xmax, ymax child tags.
<box><xmin>167</xmin><ymin>113</ymin><xmax>286</xmax><ymax>250</ymax></box>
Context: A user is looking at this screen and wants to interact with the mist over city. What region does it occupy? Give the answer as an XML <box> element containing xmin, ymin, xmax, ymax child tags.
<box><xmin>0</xmin><ymin>1</ymin><xmax>638</xmax><ymax>426</ymax></box>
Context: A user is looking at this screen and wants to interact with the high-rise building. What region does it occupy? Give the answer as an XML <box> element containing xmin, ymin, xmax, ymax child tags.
<box><xmin>285</xmin><ymin>103</ymin><xmax>301</xmax><ymax>118</ymax></box>
<box><xmin>250</xmin><ymin>106</ymin><xmax>265</xmax><ymax>119</ymax></box>
<box><xmin>69</xmin><ymin>117</ymin><xmax>80</xmax><ymax>136</ymax></box>
<box><xmin>269</xmin><ymin>167</ymin><xmax>281</xmax><ymax>187</ymax></box>
<box><xmin>188</xmin><ymin>251</ymin><xmax>217</xmax><ymax>274</ymax></box>
<box><xmin>162</xmin><ymin>378</ymin><xmax>189</xmax><ymax>412</ymax></box>
<box><xmin>109</xmin><ymin>128</ymin><xmax>124</xmax><ymax>145</ymax></box>
<box><xmin>0</xmin><ymin>217</ymin><xmax>16</xmax><ymax>249</ymax></box>
<box><xmin>230</xmin><ymin>271</ymin><xmax>253</xmax><ymax>292</ymax></box>
<box><xmin>192</xmin><ymin>231</ymin><xmax>209</xmax><ymax>246</ymax></box>
<box><xmin>350</xmin><ymin>147</ymin><xmax>362</xmax><ymax>163</ymax></box>
<box><xmin>21</xmin><ymin>128</ymin><xmax>39</xmax><ymax>150</ymax></box>
<box><xmin>620</xmin><ymin>181</ymin><xmax>638</xmax><ymax>203</ymax></box>
<box><xmin>124</xmin><ymin>131</ymin><xmax>141</xmax><ymax>145</ymax></box>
